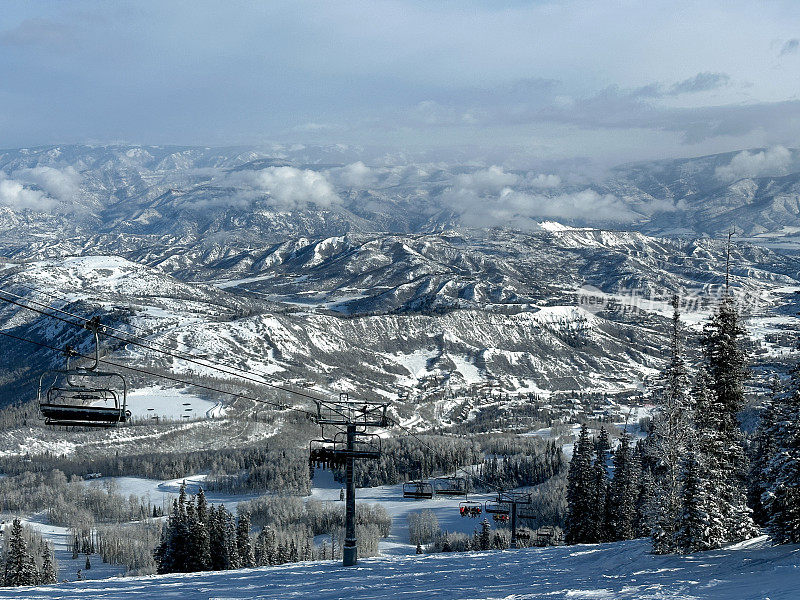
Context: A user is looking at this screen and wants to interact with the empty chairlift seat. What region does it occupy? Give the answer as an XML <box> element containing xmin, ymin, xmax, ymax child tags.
<box><xmin>433</xmin><ymin>476</ymin><xmax>468</xmax><ymax>497</ymax></box>
<box><xmin>403</xmin><ymin>481</ymin><xmax>434</xmax><ymax>499</ymax></box>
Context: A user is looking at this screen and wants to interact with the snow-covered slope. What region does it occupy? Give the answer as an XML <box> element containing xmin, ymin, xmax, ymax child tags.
<box><xmin>1</xmin><ymin>537</ymin><xmax>797</xmax><ymax>600</ymax></box>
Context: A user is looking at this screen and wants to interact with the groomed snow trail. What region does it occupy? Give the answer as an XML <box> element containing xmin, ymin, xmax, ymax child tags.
<box><xmin>2</xmin><ymin>538</ymin><xmax>798</xmax><ymax>600</ymax></box>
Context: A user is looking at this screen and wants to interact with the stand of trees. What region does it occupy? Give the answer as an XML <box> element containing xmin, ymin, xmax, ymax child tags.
<box><xmin>348</xmin><ymin>434</ymin><xmax>562</xmax><ymax>491</ymax></box>
<box><xmin>565</xmin><ymin>424</ymin><xmax>642</xmax><ymax>545</ymax></box>
<box><xmin>0</xmin><ymin>519</ymin><xmax>57</xmax><ymax>587</ymax></box>
<box><xmin>0</xmin><ymin>442</ymin><xmax>312</xmax><ymax>497</ymax></box>
<box><xmin>154</xmin><ymin>484</ymin><xmax>392</xmax><ymax>575</ymax></box>
<box><xmin>565</xmin><ymin>292</ymin><xmax>800</xmax><ymax>553</ymax></box>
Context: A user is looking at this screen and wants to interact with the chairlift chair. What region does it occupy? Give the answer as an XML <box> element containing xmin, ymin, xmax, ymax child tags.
<box><xmin>402</xmin><ymin>480</ymin><xmax>434</xmax><ymax>499</ymax></box>
<box><xmin>458</xmin><ymin>501</ymin><xmax>482</xmax><ymax>518</ymax></box>
<box><xmin>484</xmin><ymin>501</ymin><xmax>510</xmax><ymax>515</ymax></box>
<box><xmin>332</xmin><ymin>430</ymin><xmax>382</xmax><ymax>460</ymax></box>
<box><xmin>309</xmin><ymin>438</ymin><xmax>338</xmax><ymax>470</ymax></box>
<box><xmin>433</xmin><ymin>476</ymin><xmax>468</xmax><ymax>497</ymax></box>
<box><xmin>38</xmin><ymin>323</ymin><xmax>130</xmax><ymax>428</ymax></box>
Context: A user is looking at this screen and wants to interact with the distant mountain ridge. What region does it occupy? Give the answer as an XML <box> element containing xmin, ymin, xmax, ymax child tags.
<box><xmin>1</xmin><ymin>144</ymin><xmax>799</xmax><ymax>250</ymax></box>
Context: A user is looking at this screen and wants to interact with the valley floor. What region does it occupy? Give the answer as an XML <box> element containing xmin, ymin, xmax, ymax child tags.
<box><xmin>1</xmin><ymin>536</ymin><xmax>797</xmax><ymax>600</ymax></box>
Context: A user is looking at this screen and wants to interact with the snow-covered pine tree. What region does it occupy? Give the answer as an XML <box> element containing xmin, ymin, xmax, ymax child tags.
<box><xmin>254</xmin><ymin>527</ymin><xmax>268</xmax><ymax>566</ymax></box>
<box><xmin>647</xmin><ymin>296</ymin><xmax>691</xmax><ymax>553</ymax></box>
<box><xmin>479</xmin><ymin>518</ymin><xmax>491</xmax><ymax>550</ymax></box>
<box><xmin>565</xmin><ymin>423</ymin><xmax>596</xmax><ymax>544</ymax></box>
<box><xmin>700</xmin><ymin>294</ymin><xmax>757</xmax><ymax>544</ymax></box>
<box><xmin>236</xmin><ymin>512</ymin><xmax>254</xmax><ymax>568</ymax></box>
<box><xmin>223</xmin><ymin>509</ymin><xmax>240</xmax><ymax>569</ymax></box>
<box><xmin>607</xmin><ymin>433</ymin><xmax>638</xmax><ymax>542</ymax></box>
<box><xmin>188</xmin><ymin>504</ymin><xmax>211</xmax><ymax>572</ymax></box>
<box><xmin>675</xmin><ymin>443</ymin><xmax>711</xmax><ymax>553</ymax></box>
<box><xmin>40</xmin><ymin>542</ymin><xmax>57</xmax><ymax>585</ymax></box>
<box><xmin>750</xmin><ymin>375</ymin><xmax>782</xmax><ymax>526</ymax></box>
<box><xmin>196</xmin><ymin>488</ymin><xmax>208</xmax><ymax>525</ymax></box>
<box><xmin>589</xmin><ymin>454</ymin><xmax>608</xmax><ymax>543</ymax></box>
<box><xmin>265</xmin><ymin>527</ymin><xmax>277</xmax><ymax>566</ymax></box>
<box><xmin>762</xmin><ymin>361</ymin><xmax>800</xmax><ymax>543</ymax></box>
<box><xmin>3</xmin><ymin>519</ymin><xmax>39</xmax><ymax>587</ymax></box>
<box><xmin>691</xmin><ymin>369</ymin><xmax>727</xmax><ymax>547</ymax></box>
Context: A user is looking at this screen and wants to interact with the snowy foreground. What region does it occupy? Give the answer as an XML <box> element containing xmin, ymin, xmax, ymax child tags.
<box><xmin>2</xmin><ymin>537</ymin><xmax>798</xmax><ymax>600</ymax></box>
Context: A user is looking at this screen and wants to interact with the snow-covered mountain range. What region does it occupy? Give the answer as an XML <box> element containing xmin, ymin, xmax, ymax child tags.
<box><xmin>2</xmin><ymin>144</ymin><xmax>800</xmax><ymax>248</ymax></box>
<box><xmin>1</xmin><ymin>144</ymin><xmax>799</xmax><ymax>434</ymax></box>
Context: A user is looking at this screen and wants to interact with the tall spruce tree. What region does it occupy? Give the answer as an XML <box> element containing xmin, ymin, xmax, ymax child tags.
<box><xmin>762</xmin><ymin>361</ymin><xmax>800</xmax><ymax>543</ymax></box>
<box><xmin>565</xmin><ymin>424</ymin><xmax>596</xmax><ymax>544</ymax></box>
<box><xmin>607</xmin><ymin>433</ymin><xmax>638</xmax><ymax>542</ymax></box>
<box><xmin>3</xmin><ymin>519</ymin><xmax>38</xmax><ymax>587</ymax></box>
<box><xmin>589</xmin><ymin>447</ymin><xmax>609</xmax><ymax>543</ymax></box>
<box><xmin>40</xmin><ymin>542</ymin><xmax>57</xmax><ymax>585</ymax></box>
<box><xmin>187</xmin><ymin>502</ymin><xmax>211</xmax><ymax>572</ymax></box>
<box><xmin>675</xmin><ymin>443</ymin><xmax>712</xmax><ymax>553</ymax></box>
<box><xmin>648</xmin><ymin>296</ymin><xmax>691</xmax><ymax>553</ymax></box>
<box><xmin>750</xmin><ymin>375</ymin><xmax>782</xmax><ymax>525</ymax></box>
<box><xmin>700</xmin><ymin>294</ymin><xmax>757</xmax><ymax>544</ymax></box>
<box><xmin>223</xmin><ymin>509</ymin><xmax>240</xmax><ymax>569</ymax></box>
<box><xmin>236</xmin><ymin>512</ymin><xmax>254</xmax><ymax>568</ymax></box>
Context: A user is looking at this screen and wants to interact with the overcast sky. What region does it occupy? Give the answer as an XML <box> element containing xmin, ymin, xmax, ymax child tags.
<box><xmin>1</xmin><ymin>0</ymin><xmax>799</xmax><ymax>164</ymax></box>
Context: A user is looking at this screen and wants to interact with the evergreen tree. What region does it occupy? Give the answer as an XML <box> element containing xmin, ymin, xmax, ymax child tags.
<box><xmin>607</xmin><ymin>433</ymin><xmax>638</xmax><ymax>542</ymax></box>
<box><xmin>196</xmin><ymin>488</ymin><xmax>208</xmax><ymax>525</ymax></box>
<box><xmin>479</xmin><ymin>519</ymin><xmax>491</xmax><ymax>550</ymax></box>
<box><xmin>589</xmin><ymin>455</ymin><xmax>608</xmax><ymax>543</ymax></box>
<box><xmin>676</xmin><ymin>443</ymin><xmax>711</xmax><ymax>553</ymax></box>
<box><xmin>3</xmin><ymin>519</ymin><xmax>39</xmax><ymax>587</ymax></box>
<box><xmin>565</xmin><ymin>424</ymin><xmax>596</xmax><ymax>544</ymax></box>
<box><xmin>700</xmin><ymin>295</ymin><xmax>757</xmax><ymax>544</ymax></box>
<box><xmin>188</xmin><ymin>505</ymin><xmax>211</xmax><ymax>572</ymax></box>
<box><xmin>40</xmin><ymin>542</ymin><xmax>57</xmax><ymax>585</ymax></box>
<box><xmin>208</xmin><ymin>505</ymin><xmax>226</xmax><ymax>571</ymax></box>
<box><xmin>223</xmin><ymin>509</ymin><xmax>240</xmax><ymax>569</ymax></box>
<box><xmin>277</xmin><ymin>541</ymin><xmax>288</xmax><ymax>564</ymax></box>
<box><xmin>750</xmin><ymin>375</ymin><xmax>781</xmax><ymax>525</ymax></box>
<box><xmin>762</xmin><ymin>363</ymin><xmax>800</xmax><ymax>543</ymax></box>
<box><xmin>647</xmin><ymin>296</ymin><xmax>691</xmax><ymax>553</ymax></box>
<box><xmin>236</xmin><ymin>512</ymin><xmax>254</xmax><ymax>568</ymax></box>
<box><xmin>254</xmin><ymin>528</ymin><xmax>268</xmax><ymax>566</ymax></box>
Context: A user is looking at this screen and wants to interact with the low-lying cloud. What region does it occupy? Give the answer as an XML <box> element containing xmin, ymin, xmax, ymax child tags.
<box><xmin>714</xmin><ymin>146</ymin><xmax>793</xmax><ymax>182</ymax></box>
<box><xmin>224</xmin><ymin>166</ymin><xmax>341</xmax><ymax>209</ymax></box>
<box><xmin>0</xmin><ymin>166</ymin><xmax>81</xmax><ymax>211</ymax></box>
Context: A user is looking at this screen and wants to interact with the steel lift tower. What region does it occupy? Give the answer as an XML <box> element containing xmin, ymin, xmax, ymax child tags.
<box><xmin>485</xmin><ymin>491</ymin><xmax>534</xmax><ymax>548</ymax></box>
<box><xmin>309</xmin><ymin>393</ymin><xmax>389</xmax><ymax>566</ymax></box>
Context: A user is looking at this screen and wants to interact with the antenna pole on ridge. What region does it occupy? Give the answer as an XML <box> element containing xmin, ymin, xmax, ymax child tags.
<box><xmin>725</xmin><ymin>228</ymin><xmax>735</xmax><ymax>294</ymax></box>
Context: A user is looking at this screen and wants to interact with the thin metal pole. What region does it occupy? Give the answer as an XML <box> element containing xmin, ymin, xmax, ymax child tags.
<box><xmin>510</xmin><ymin>502</ymin><xmax>518</xmax><ymax>549</ymax></box>
<box><xmin>343</xmin><ymin>423</ymin><xmax>358</xmax><ymax>566</ymax></box>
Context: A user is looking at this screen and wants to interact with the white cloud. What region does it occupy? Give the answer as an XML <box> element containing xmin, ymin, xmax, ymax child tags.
<box><xmin>226</xmin><ymin>166</ymin><xmax>341</xmax><ymax>209</ymax></box>
<box><xmin>526</xmin><ymin>173</ymin><xmax>562</xmax><ymax>189</ymax></box>
<box><xmin>714</xmin><ymin>146</ymin><xmax>792</xmax><ymax>182</ymax></box>
<box><xmin>336</xmin><ymin>162</ymin><xmax>379</xmax><ymax>188</ymax></box>
<box><xmin>0</xmin><ymin>166</ymin><xmax>80</xmax><ymax>211</ymax></box>
<box><xmin>454</xmin><ymin>166</ymin><xmax>518</xmax><ymax>194</ymax></box>
<box><xmin>11</xmin><ymin>166</ymin><xmax>81</xmax><ymax>201</ymax></box>
<box><xmin>443</xmin><ymin>167</ymin><xmax>640</xmax><ymax>228</ymax></box>
<box><xmin>0</xmin><ymin>176</ymin><xmax>56</xmax><ymax>210</ymax></box>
